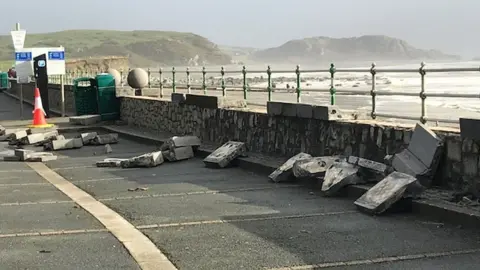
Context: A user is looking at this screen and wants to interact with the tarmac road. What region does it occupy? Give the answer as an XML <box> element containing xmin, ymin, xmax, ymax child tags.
<box><xmin>1</xmin><ymin>93</ymin><xmax>480</xmax><ymax>269</ymax></box>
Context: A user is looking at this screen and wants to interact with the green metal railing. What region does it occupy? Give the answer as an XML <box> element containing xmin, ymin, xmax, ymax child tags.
<box><xmin>52</xmin><ymin>62</ymin><xmax>480</xmax><ymax>124</ymax></box>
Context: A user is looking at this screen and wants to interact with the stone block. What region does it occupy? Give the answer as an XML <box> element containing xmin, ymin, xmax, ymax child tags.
<box><xmin>322</xmin><ymin>161</ymin><xmax>362</xmax><ymax>196</ymax></box>
<box><xmin>80</xmin><ymin>132</ymin><xmax>98</xmax><ymax>144</ymax></box>
<box><xmin>407</xmin><ymin>123</ymin><xmax>443</xmax><ymax>169</ymax></box>
<box><xmin>347</xmin><ymin>156</ymin><xmax>389</xmax><ymax>175</ymax></box>
<box><xmin>185</xmin><ymin>94</ymin><xmax>219</xmax><ymax>109</ymax></box>
<box><xmin>105</xmin><ymin>144</ymin><xmax>112</xmax><ymax>154</ymax></box>
<box><xmin>4</xmin><ymin>128</ymin><xmax>30</xmax><ymax>137</ymax></box>
<box><xmin>10</xmin><ymin>130</ymin><xmax>28</xmax><ymax>141</ymax></box>
<box><xmin>22</xmin><ymin>130</ymin><xmax>59</xmax><ymax>145</ymax></box>
<box><xmin>313</xmin><ymin>106</ymin><xmax>359</xmax><ymax>121</ymax></box>
<box><xmin>92</xmin><ymin>133</ymin><xmax>119</xmax><ymax>145</ymax></box>
<box><xmin>266</xmin><ymin>101</ymin><xmax>282</xmax><ymax>116</ymax></box>
<box><xmin>354</xmin><ymin>171</ymin><xmax>422</xmax><ymax>215</ymax></box>
<box><xmin>204</xmin><ymin>141</ymin><xmax>246</xmax><ymax>168</ymax></box>
<box><xmin>163</xmin><ymin>146</ymin><xmax>194</xmax><ymax>162</ymax></box>
<box><xmin>3</xmin><ymin>156</ymin><xmax>20</xmax><ymax>162</ymax></box>
<box><xmin>460</xmin><ymin>118</ymin><xmax>480</xmax><ymax>140</ymax></box>
<box><xmin>269</xmin><ymin>153</ymin><xmax>312</xmax><ymax>182</ymax></box>
<box><xmin>14</xmin><ymin>149</ymin><xmax>34</xmax><ymax>161</ymax></box>
<box><xmin>171</xmin><ymin>93</ymin><xmax>186</xmax><ymax>104</ymax></box>
<box><xmin>26</xmin><ymin>152</ymin><xmax>58</xmax><ymax>162</ymax></box>
<box><xmin>292</xmin><ymin>156</ymin><xmax>341</xmax><ymax>179</ymax></box>
<box><xmin>164</xmin><ymin>135</ymin><xmax>201</xmax><ymax>150</ymax></box>
<box><xmin>46</xmin><ymin>138</ymin><xmax>83</xmax><ymax>151</ymax></box>
<box><xmin>69</xmin><ymin>115</ymin><xmax>101</xmax><ymax>126</ymax></box>
<box><xmin>120</xmin><ymin>151</ymin><xmax>164</xmax><ymax>168</ymax></box>
<box><xmin>96</xmin><ymin>158</ymin><xmax>127</xmax><ymax>168</ymax></box>
<box><xmin>296</xmin><ymin>103</ymin><xmax>313</xmax><ymax>119</ymax></box>
<box><xmin>34</xmin><ymin>134</ymin><xmax>65</xmax><ymax>147</ymax></box>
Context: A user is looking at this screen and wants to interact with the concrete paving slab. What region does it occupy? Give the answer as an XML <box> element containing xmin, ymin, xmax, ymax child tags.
<box><xmin>0</xmin><ymin>232</ymin><xmax>141</xmax><ymax>270</ymax></box>
<box><xmin>0</xmin><ymin>203</ymin><xmax>103</xmax><ymax>234</ymax></box>
<box><xmin>0</xmin><ymin>161</ymin><xmax>34</xmax><ymax>171</ymax></box>
<box><xmin>105</xmin><ymin>188</ymin><xmax>356</xmax><ymax>226</ymax></box>
<box><xmin>142</xmin><ymin>215</ymin><xmax>480</xmax><ymax>270</ymax></box>
<box><xmin>0</xmin><ymin>173</ymin><xmax>47</xmax><ymax>185</ymax></box>
<box><xmin>0</xmin><ymin>184</ymin><xmax>72</xmax><ymax>204</ymax></box>
<box><xmin>335</xmin><ymin>252</ymin><xmax>480</xmax><ymax>270</ymax></box>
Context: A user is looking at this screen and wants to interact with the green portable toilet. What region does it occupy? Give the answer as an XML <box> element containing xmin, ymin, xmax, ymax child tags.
<box><xmin>73</xmin><ymin>77</ymin><xmax>98</xmax><ymax>116</ymax></box>
<box><xmin>95</xmin><ymin>73</ymin><xmax>120</xmax><ymax>121</ymax></box>
<box><xmin>0</xmin><ymin>72</ymin><xmax>9</xmax><ymax>91</ymax></box>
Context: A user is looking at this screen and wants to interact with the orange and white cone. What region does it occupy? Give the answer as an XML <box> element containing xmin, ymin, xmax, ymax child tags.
<box><xmin>29</xmin><ymin>88</ymin><xmax>53</xmax><ymax>128</ymax></box>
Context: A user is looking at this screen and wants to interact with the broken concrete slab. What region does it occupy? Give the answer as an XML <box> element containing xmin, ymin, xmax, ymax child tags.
<box><xmin>322</xmin><ymin>161</ymin><xmax>362</xmax><ymax>196</ymax></box>
<box><xmin>163</xmin><ymin>146</ymin><xmax>194</xmax><ymax>162</ymax></box>
<box><xmin>354</xmin><ymin>171</ymin><xmax>422</xmax><ymax>215</ymax></box>
<box><xmin>3</xmin><ymin>128</ymin><xmax>31</xmax><ymax>137</ymax></box>
<box><xmin>203</xmin><ymin>141</ymin><xmax>247</xmax><ymax>168</ymax></box>
<box><xmin>292</xmin><ymin>156</ymin><xmax>341</xmax><ymax>179</ymax></box>
<box><xmin>163</xmin><ymin>135</ymin><xmax>201</xmax><ymax>150</ymax></box>
<box><xmin>391</xmin><ymin>123</ymin><xmax>443</xmax><ymax>184</ymax></box>
<box><xmin>33</xmin><ymin>134</ymin><xmax>65</xmax><ymax>147</ymax></box>
<box><xmin>347</xmin><ymin>156</ymin><xmax>391</xmax><ymax>182</ymax></box>
<box><xmin>80</xmin><ymin>132</ymin><xmax>98</xmax><ymax>144</ymax></box>
<box><xmin>69</xmin><ymin>115</ymin><xmax>101</xmax><ymax>126</ymax></box>
<box><xmin>92</xmin><ymin>133</ymin><xmax>119</xmax><ymax>145</ymax></box>
<box><xmin>9</xmin><ymin>129</ymin><xmax>29</xmax><ymax>141</ymax></box>
<box><xmin>44</xmin><ymin>138</ymin><xmax>83</xmax><ymax>151</ymax></box>
<box><xmin>269</xmin><ymin>153</ymin><xmax>313</xmax><ymax>183</ymax></box>
<box><xmin>26</xmin><ymin>152</ymin><xmax>58</xmax><ymax>162</ymax></box>
<box><xmin>21</xmin><ymin>130</ymin><xmax>59</xmax><ymax>145</ymax></box>
<box><xmin>3</xmin><ymin>156</ymin><xmax>20</xmax><ymax>162</ymax></box>
<box><xmin>105</xmin><ymin>144</ymin><xmax>112</xmax><ymax>154</ymax></box>
<box><xmin>96</xmin><ymin>158</ymin><xmax>128</xmax><ymax>168</ymax></box>
<box><xmin>120</xmin><ymin>151</ymin><xmax>164</xmax><ymax>168</ymax></box>
<box><xmin>14</xmin><ymin>149</ymin><xmax>34</xmax><ymax>161</ymax></box>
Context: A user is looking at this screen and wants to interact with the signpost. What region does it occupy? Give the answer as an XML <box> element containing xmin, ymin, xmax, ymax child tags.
<box><xmin>11</xmin><ymin>23</ymin><xmax>67</xmax><ymax>117</ymax></box>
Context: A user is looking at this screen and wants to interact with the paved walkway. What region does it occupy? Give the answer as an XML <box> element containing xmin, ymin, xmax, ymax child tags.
<box><xmin>1</xmin><ymin>93</ymin><xmax>480</xmax><ymax>269</ymax></box>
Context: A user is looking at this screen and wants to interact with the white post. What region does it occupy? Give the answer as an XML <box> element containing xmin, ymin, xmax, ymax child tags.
<box><xmin>60</xmin><ymin>74</ymin><xmax>65</xmax><ymax>116</ymax></box>
<box><xmin>19</xmin><ymin>83</ymin><xmax>24</xmax><ymax>120</ymax></box>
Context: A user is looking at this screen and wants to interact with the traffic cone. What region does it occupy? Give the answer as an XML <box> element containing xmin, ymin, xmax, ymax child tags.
<box><xmin>29</xmin><ymin>88</ymin><xmax>54</xmax><ymax>128</ymax></box>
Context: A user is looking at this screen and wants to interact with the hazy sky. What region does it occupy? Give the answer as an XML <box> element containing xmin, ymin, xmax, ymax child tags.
<box><xmin>2</xmin><ymin>0</ymin><xmax>479</xmax><ymax>57</ymax></box>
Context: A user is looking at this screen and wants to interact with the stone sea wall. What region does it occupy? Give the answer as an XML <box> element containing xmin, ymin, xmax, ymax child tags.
<box><xmin>119</xmin><ymin>95</ymin><xmax>479</xmax><ymax>194</ymax></box>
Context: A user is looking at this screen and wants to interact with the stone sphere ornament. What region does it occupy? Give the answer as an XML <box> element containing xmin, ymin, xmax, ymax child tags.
<box><xmin>127</xmin><ymin>68</ymin><xmax>148</xmax><ymax>89</ymax></box>
<box><xmin>107</xmin><ymin>68</ymin><xmax>121</xmax><ymax>86</ymax></box>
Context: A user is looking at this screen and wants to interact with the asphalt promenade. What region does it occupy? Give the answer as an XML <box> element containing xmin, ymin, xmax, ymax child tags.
<box><xmin>1</xmin><ymin>92</ymin><xmax>480</xmax><ymax>270</ymax></box>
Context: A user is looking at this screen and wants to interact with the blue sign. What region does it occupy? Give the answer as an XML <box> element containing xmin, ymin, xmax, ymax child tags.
<box><xmin>38</xmin><ymin>60</ymin><xmax>46</xmax><ymax>67</ymax></box>
<box><xmin>15</xmin><ymin>52</ymin><xmax>32</xmax><ymax>61</ymax></box>
<box><xmin>48</xmin><ymin>51</ymin><xmax>65</xmax><ymax>60</ymax></box>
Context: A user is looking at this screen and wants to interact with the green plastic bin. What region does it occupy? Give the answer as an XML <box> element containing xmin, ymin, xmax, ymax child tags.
<box><xmin>96</xmin><ymin>73</ymin><xmax>119</xmax><ymax>121</ymax></box>
<box><xmin>0</xmin><ymin>72</ymin><xmax>8</xmax><ymax>90</ymax></box>
<box><xmin>73</xmin><ymin>77</ymin><xmax>98</xmax><ymax>116</ymax></box>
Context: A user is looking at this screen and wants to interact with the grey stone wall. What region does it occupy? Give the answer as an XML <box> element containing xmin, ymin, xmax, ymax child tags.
<box><xmin>120</xmin><ymin>96</ymin><xmax>479</xmax><ymax>193</ymax></box>
<box><xmin>7</xmin><ymin>80</ymin><xmax>76</xmax><ymax>115</ymax></box>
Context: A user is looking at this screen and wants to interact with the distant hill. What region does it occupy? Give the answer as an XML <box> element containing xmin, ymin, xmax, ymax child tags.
<box><xmin>0</xmin><ymin>30</ymin><xmax>232</xmax><ymax>67</ymax></box>
<box><xmin>252</xmin><ymin>35</ymin><xmax>461</xmax><ymax>63</ymax></box>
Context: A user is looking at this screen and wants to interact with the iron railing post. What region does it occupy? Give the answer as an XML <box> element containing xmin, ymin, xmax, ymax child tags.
<box><xmin>221</xmin><ymin>66</ymin><xmax>226</xmax><ymax>97</ymax></box>
<box><xmin>242</xmin><ymin>66</ymin><xmax>247</xmax><ymax>100</ymax></box>
<box><xmin>267</xmin><ymin>66</ymin><xmax>272</xmax><ymax>101</ymax></box>
<box><xmin>370</xmin><ymin>62</ymin><xmax>377</xmax><ymax>119</ymax></box>
<box><xmin>159</xmin><ymin>68</ymin><xmax>163</xmax><ymax>98</ymax></box>
<box><xmin>202</xmin><ymin>67</ymin><xmax>207</xmax><ymax>95</ymax></box>
<box><xmin>186</xmin><ymin>67</ymin><xmax>191</xmax><ymax>94</ymax></box>
<box><xmin>295</xmin><ymin>65</ymin><xmax>301</xmax><ymax>103</ymax></box>
<box><xmin>329</xmin><ymin>63</ymin><xmax>336</xmax><ymax>105</ymax></box>
<box><xmin>172</xmin><ymin>67</ymin><xmax>176</xmax><ymax>93</ymax></box>
<box><xmin>419</xmin><ymin>62</ymin><xmax>427</xmax><ymax>124</ymax></box>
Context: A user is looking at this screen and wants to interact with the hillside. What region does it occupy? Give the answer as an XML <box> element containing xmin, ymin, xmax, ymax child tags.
<box><xmin>252</xmin><ymin>35</ymin><xmax>461</xmax><ymax>63</ymax></box>
<box><xmin>0</xmin><ymin>30</ymin><xmax>232</xmax><ymax>68</ymax></box>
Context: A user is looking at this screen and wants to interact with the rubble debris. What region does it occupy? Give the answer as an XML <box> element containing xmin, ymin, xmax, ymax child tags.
<box><xmin>347</xmin><ymin>156</ymin><xmax>392</xmax><ymax>182</ymax></box>
<box><xmin>33</xmin><ymin>134</ymin><xmax>65</xmax><ymax>147</ymax></box>
<box><xmin>15</xmin><ymin>149</ymin><xmax>34</xmax><ymax>161</ymax></box>
<box><xmin>321</xmin><ymin>160</ymin><xmax>362</xmax><ymax>196</ymax></box>
<box><xmin>69</xmin><ymin>115</ymin><xmax>101</xmax><ymax>126</ymax></box>
<box><xmin>44</xmin><ymin>138</ymin><xmax>83</xmax><ymax>151</ymax></box>
<box><xmin>0</xmin><ymin>125</ymin><xmax>5</xmax><ymax>135</ymax></box>
<box><xmin>163</xmin><ymin>146</ymin><xmax>194</xmax><ymax>162</ymax></box>
<box><xmin>105</xmin><ymin>144</ymin><xmax>112</xmax><ymax>154</ymax></box>
<box><xmin>161</xmin><ymin>135</ymin><xmax>201</xmax><ymax>151</ymax></box>
<box><xmin>391</xmin><ymin>123</ymin><xmax>443</xmax><ymax>186</ymax></box>
<box><xmin>203</xmin><ymin>141</ymin><xmax>246</xmax><ymax>168</ymax></box>
<box><xmin>96</xmin><ymin>158</ymin><xmax>128</xmax><ymax>168</ymax></box>
<box><xmin>20</xmin><ymin>130</ymin><xmax>59</xmax><ymax>145</ymax></box>
<box><xmin>120</xmin><ymin>151</ymin><xmax>164</xmax><ymax>168</ymax></box>
<box><xmin>25</xmin><ymin>152</ymin><xmax>58</xmax><ymax>162</ymax></box>
<box><xmin>292</xmin><ymin>156</ymin><xmax>340</xmax><ymax>179</ymax></box>
<box><xmin>354</xmin><ymin>171</ymin><xmax>423</xmax><ymax>215</ymax></box>
<box><xmin>79</xmin><ymin>132</ymin><xmax>98</xmax><ymax>144</ymax></box>
<box><xmin>91</xmin><ymin>133</ymin><xmax>119</xmax><ymax>145</ymax></box>
<box><xmin>269</xmin><ymin>153</ymin><xmax>312</xmax><ymax>183</ymax></box>
<box><xmin>9</xmin><ymin>129</ymin><xmax>29</xmax><ymax>141</ymax></box>
<box><xmin>128</xmin><ymin>187</ymin><xmax>149</xmax><ymax>192</ymax></box>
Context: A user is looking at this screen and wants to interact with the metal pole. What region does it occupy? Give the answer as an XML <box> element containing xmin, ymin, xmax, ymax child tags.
<box><xmin>19</xmin><ymin>83</ymin><xmax>24</xmax><ymax>120</ymax></box>
<box><xmin>60</xmin><ymin>75</ymin><xmax>65</xmax><ymax>116</ymax></box>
